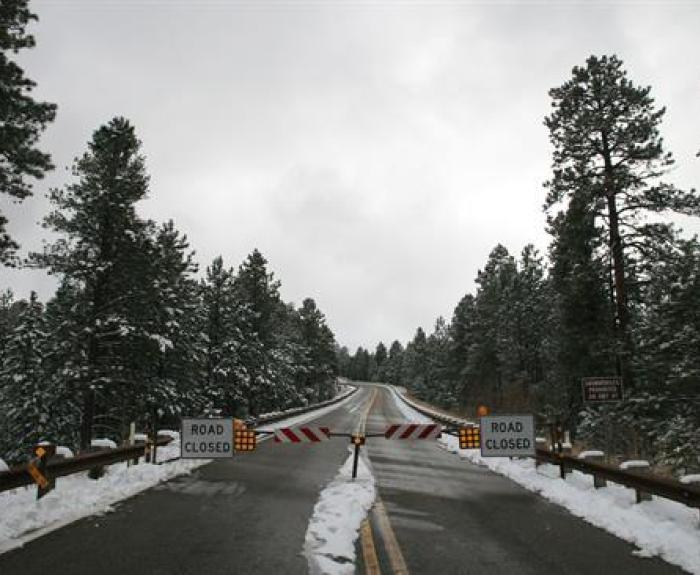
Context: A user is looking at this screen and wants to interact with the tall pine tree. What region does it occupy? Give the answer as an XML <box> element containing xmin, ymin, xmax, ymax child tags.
<box><xmin>544</xmin><ymin>54</ymin><xmax>700</xmax><ymax>389</ymax></box>
<box><xmin>35</xmin><ymin>117</ymin><xmax>152</xmax><ymax>448</ymax></box>
<box><xmin>0</xmin><ymin>0</ymin><xmax>56</xmax><ymax>264</ymax></box>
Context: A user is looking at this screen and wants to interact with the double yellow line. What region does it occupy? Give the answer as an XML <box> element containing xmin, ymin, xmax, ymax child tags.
<box><xmin>357</xmin><ymin>387</ymin><xmax>378</xmax><ymax>434</ymax></box>
<box><xmin>357</xmin><ymin>386</ymin><xmax>409</xmax><ymax>575</ymax></box>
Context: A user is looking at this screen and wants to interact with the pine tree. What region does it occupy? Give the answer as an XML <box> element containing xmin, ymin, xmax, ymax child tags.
<box><xmin>402</xmin><ymin>327</ymin><xmax>428</xmax><ymax>396</ymax></box>
<box><xmin>468</xmin><ymin>245</ymin><xmax>518</xmax><ymax>407</ymax></box>
<box><xmin>297</xmin><ymin>298</ymin><xmax>337</xmax><ymax>402</ymax></box>
<box><xmin>0</xmin><ymin>0</ymin><xmax>57</xmax><ymax>264</ymax></box>
<box><xmin>336</xmin><ymin>345</ymin><xmax>352</xmax><ymax>378</ymax></box>
<box><xmin>546</xmin><ymin>193</ymin><xmax>617</xmax><ymax>424</ymax></box>
<box><xmin>633</xmin><ymin>237</ymin><xmax>700</xmax><ymax>471</ymax></box>
<box><xmin>373</xmin><ymin>341</ymin><xmax>387</xmax><ymax>381</ymax></box>
<box><xmin>0</xmin><ymin>292</ymin><xmax>49</xmax><ymax>461</ymax></box>
<box><xmin>424</xmin><ymin>317</ymin><xmax>453</xmax><ymax>407</ymax></box>
<box><xmin>544</xmin><ymin>54</ymin><xmax>700</xmax><ymax>389</ymax></box>
<box><xmin>233</xmin><ymin>250</ymin><xmax>284</xmax><ymax>414</ymax></box>
<box><xmin>449</xmin><ymin>294</ymin><xmax>477</xmax><ymax>405</ymax></box>
<box><xmin>385</xmin><ymin>340</ymin><xmax>404</xmax><ymax>385</ymax></box>
<box><xmin>200</xmin><ymin>256</ymin><xmax>249</xmax><ymax>415</ymax></box>
<box><xmin>139</xmin><ymin>221</ymin><xmax>202</xmax><ymax>420</ymax></box>
<box><xmin>34</xmin><ymin>117</ymin><xmax>153</xmax><ymax>448</ymax></box>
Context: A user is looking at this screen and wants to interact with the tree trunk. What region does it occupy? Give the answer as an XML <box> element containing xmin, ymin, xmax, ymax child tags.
<box><xmin>80</xmin><ymin>387</ymin><xmax>95</xmax><ymax>450</ymax></box>
<box><xmin>602</xmin><ymin>132</ymin><xmax>633</xmax><ymax>389</ymax></box>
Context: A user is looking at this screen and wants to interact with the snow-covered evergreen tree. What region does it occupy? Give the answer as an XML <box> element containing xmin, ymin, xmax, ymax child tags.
<box><xmin>34</xmin><ymin>117</ymin><xmax>154</xmax><ymax>448</ymax></box>
<box><xmin>0</xmin><ymin>293</ymin><xmax>50</xmax><ymax>461</ymax></box>
<box><xmin>0</xmin><ymin>0</ymin><xmax>56</xmax><ymax>264</ymax></box>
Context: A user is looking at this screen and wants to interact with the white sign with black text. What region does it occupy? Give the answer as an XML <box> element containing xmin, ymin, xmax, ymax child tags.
<box><xmin>181</xmin><ymin>417</ymin><xmax>233</xmax><ymax>458</ymax></box>
<box><xmin>480</xmin><ymin>414</ymin><xmax>535</xmax><ymax>457</ymax></box>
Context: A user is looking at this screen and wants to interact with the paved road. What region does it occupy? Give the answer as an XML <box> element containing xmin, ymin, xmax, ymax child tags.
<box><xmin>0</xmin><ymin>384</ymin><xmax>685</xmax><ymax>574</ymax></box>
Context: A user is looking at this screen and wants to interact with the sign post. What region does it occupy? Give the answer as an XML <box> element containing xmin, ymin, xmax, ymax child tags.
<box><xmin>181</xmin><ymin>418</ymin><xmax>234</xmax><ymax>459</ymax></box>
<box><xmin>480</xmin><ymin>414</ymin><xmax>535</xmax><ymax>458</ymax></box>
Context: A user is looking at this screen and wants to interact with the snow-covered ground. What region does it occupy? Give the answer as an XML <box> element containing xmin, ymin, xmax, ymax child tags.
<box><xmin>304</xmin><ymin>448</ymin><xmax>376</xmax><ymax>575</ymax></box>
<box><xmin>0</xmin><ymin>386</ymin><xmax>359</xmax><ymax>556</ymax></box>
<box><xmin>0</xmin><ymin>438</ymin><xmax>205</xmax><ymax>555</ymax></box>
<box><xmin>391</xmin><ymin>386</ymin><xmax>700</xmax><ymax>575</ymax></box>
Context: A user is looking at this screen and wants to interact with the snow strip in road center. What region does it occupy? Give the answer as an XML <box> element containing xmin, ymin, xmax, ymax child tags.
<box><xmin>391</xmin><ymin>387</ymin><xmax>700</xmax><ymax>575</ymax></box>
<box><xmin>304</xmin><ymin>446</ymin><xmax>376</xmax><ymax>575</ymax></box>
<box><xmin>0</xmin><ymin>387</ymin><xmax>360</xmax><ymax>556</ymax></box>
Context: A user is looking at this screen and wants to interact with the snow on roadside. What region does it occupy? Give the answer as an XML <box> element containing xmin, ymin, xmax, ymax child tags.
<box><xmin>304</xmin><ymin>447</ymin><xmax>376</xmax><ymax>575</ymax></box>
<box><xmin>0</xmin><ymin>386</ymin><xmax>359</xmax><ymax>556</ymax></box>
<box><xmin>391</xmin><ymin>387</ymin><xmax>700</xmax><ymax>575</ymax></box>
<box><xmin>0</xmin><ymin>436</ymin><xmax>206</xmax><ymax>555</ymax></box>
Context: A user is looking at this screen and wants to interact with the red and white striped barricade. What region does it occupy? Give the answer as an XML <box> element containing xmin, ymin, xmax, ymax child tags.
<box><xmin>384</xmin><ymin>423</ymin><xmax>441</xmax><ymax>440</ymax></box>
<box><xmin>273</xmin><ymin>426</ymin><xmax>332</xmax><ymax>443</ymax></box>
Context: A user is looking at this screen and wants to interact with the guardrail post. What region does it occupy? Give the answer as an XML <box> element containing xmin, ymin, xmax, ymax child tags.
<box><xmin>127</xmin><ymin>422</ymin><xmax>136</xmax><ymax>467</ymax></box>
<box><xmin>578</xmin><ymin>451</ymin><xmax>606</xmax><ymax>488</ymax></box>
<box><xmin>559</xmin><ymin>456</ymin><xmax>570</xmax><ymax>479</ymax></box>
<box><xmin>88</xmin><ymin>440</ymin><xmax>115</xmax><ymax>479</ymax></box>
<box><xmin>535</xmin><ymin>438</ymin><xmax>547</xmax><ymax>467</ymax></box>
<box><xmin>620</xmin><ymin>460</ymin><xmax>652</xmax><ymax>503</ymax></box>
<box><xmin>151</xmin><ymin>409</ymin><xmax>159</xmax><ymax>464</ymax></box>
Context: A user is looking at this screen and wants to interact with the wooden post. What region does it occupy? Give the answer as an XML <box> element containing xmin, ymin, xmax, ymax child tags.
<box><xmin>128</xmin><ymin>422</ymin><xmax>136</xmax><ymax>467</ymax></box>
<box><xmin>151</xmin><ymin>409</ymin><xmax>158</xmax><ymax>465</ymax></box>
<box><xmin>535</xmin><ymin>438</ymin><xmax>547</xmax><ymax>468</ymax></box>
<box><xmin>620</xmin><ymin>460</ymin><xmax>652</xmax><ymax>503</ymax></box>
<box><xmin>579</xmin><ymin>450</ymin><xmax>606</xmax><ymax>488</ymax></box>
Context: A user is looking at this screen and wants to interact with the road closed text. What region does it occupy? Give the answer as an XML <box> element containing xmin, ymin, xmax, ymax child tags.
<box><xmin>183</xmin><ymin>440</ymin><xmax>232</xmax><ymax>454</ymax></box>
<box><xmin>181</xmin><ymin>418</ymin><xmax>234</xmax><ymax>458</ymax></box>
<box><xmin>480</xmin><ymin>414</ymin><xmax>535</xmax><ymax>457</ymax></box>
<box><xmin>483</xmin><ymin>437</ymin><xmax>532</xmax><ymax>451</ymax></box>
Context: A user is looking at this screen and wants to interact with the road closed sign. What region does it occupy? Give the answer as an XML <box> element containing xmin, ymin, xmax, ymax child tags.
<box><xmin>480</xmin><ymin>414</ymin><xmax>535</xmax><ymax>457</ymax></box>
<box><xmin>181</xmin><ymin>418</ymin><xmax>233</xmax><ymax>458</ymax></box>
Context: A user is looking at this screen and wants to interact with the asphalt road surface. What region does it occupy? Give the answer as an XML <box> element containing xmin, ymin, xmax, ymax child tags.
<box><xmin>0</xmin><ymin>384</ymin><xmax>685</xmax><ymax>575</ymax></box>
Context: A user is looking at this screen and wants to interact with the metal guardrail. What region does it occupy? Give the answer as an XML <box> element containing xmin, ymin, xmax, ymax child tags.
<box><xmin>252</xmin><ymin>385</ymin><xmax>359</xmax><ymax>427</ymax></box>
<box><xmin>536</xmin><ymin>449</ymin><xmax>700</xmax><ymax>509</ymax></box>
<box><xmin>0</xmin><ymin>436</ymin><xmax>173</xmax><ymax>493</ymax></box>
<box><xmin>391</xmin><ymin>386</ymin><xmax>700</xmax><ymax>511</ymax></box>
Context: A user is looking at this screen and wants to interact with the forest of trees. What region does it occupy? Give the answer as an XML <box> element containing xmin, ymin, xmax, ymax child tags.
<box><xmin>339</xmin><ymin>56</ymin><xmax>700</xmax><ymax>475</ymax></box>
<box><xmin>0</xmin><ymin>2</ymin><xmax>338</xmax><ymax>463</ymax></box>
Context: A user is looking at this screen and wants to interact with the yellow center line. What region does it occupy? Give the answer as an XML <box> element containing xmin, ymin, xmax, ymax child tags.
<box><xmin>373</xmin><ymin>499</ymin><xmax>409</xmax><ymax>575</ymax></box>
<box><xmin>357</xmin><ymin>385</ymin><xmax>411</xmax><ymax>575</ymax></box>
<box><xmin>357</xmin><ymin>387</ymin><xmax>378</xmax><ymax>435</ymax></box>
<box><xmin>360</xmin><ymin>518</ymin><xmax>382</xmax><ymax>575</ymax></box>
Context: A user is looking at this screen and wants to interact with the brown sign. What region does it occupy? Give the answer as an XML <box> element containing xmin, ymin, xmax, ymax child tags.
<box><xmin>582</xmin><ymin>377</ymin><xmax>623</xmax><ymax>403</ymax></box>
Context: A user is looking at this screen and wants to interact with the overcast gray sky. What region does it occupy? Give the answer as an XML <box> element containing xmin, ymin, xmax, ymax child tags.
<box><xmin>2</xmin><ymin>0</ymin><xmax>699</xmax><ymax>350</ymax></box>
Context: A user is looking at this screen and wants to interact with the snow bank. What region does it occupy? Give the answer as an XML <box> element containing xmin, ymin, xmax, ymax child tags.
<box><xmin>56</xmin><ymin>446</ymin><xmax>74</xmax><ymax>458</ymax></box>
<box><xmin>0</xmin><ymin>440</ymin><xmax>207</xmax><ymax>555</ymax></box>
<box><xmin>90</xmin><ymin>438</ymin><xmax>117</xmax><ymax>449</ymax></box>
<box><xmin>579</xmin><ymin>450</ymin><xmax>604</xmax><ymax>459</ymax></box>
<box><xmin>304</xmin><ymin>448</ymin><xmax>376</xmax><ymax>575</ymax></box>
<box><xmin>0</xmin><ymin>459</ymin><xmax>8</xmax><ymax>473</ymax></box>
<box><xmin>391</xmin><ymin>387</ymin><xmax>700</xmax><ymax>575</ymax></box>
<box><xmin>620</xmin><ymin>460</ymin><xmax>650</xmax><ymax>470</ymax></box>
